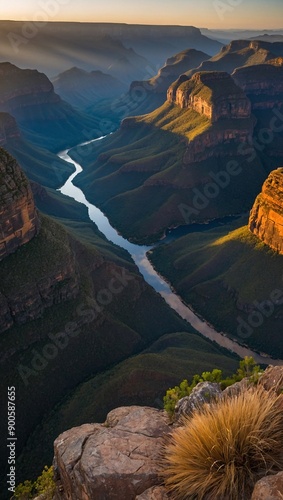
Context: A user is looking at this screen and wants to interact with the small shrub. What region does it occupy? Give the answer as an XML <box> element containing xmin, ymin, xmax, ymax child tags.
<box><xmin>162</xmin><ymin>386</ymin><xmax>283</xmax><ymax>500</ymax></box>
<box><xmin>14</xmin><ymin>466</ymin><xmax>55</xmax><ymax>500</ymax></box>
<box><xmin>163</xmin><ymin>357</ymin><xmax>262</xmax><ymax>418</ymax></box>
<box><xmin>34</xmin><ymin>465</ymin><xmax>55</xmax><ymax>499</ymax></box>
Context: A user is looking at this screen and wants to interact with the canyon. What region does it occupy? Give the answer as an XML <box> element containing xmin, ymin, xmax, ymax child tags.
<box><xmin>2</xmin><ymin>144</ymin><xmax>222</xmax><ymax>485</ymax></box>
<box><xmin>0</xmin><ymin>24</ymin><xmax>283</xmax><ymax>498</ymax></box>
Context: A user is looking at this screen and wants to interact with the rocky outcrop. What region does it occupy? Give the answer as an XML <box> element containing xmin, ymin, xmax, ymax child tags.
<box><xmin>182</xmin><ymin>124</ymin><xmax>253</xmax><ymax>165</ymax></box>
<box><xmin>53</xmin><ymin>406</ymin><xmax>170</xmax><ymax>500</ymax></box>
<box><xmin>175</xmin><ymin>382</ymin><xmax>222</xmax><ymax>419</ymax></box>
<box><xmin>0</xmin><ymin>252</ymin><xmax>79</xmax><ymax>334</ymax></box>
<box><xmin>258</xmin><ymin>365</ymin><xmax>283</xmax><ymax>394</ymax></box>
<box><xmin>167</xmin><ymin>71</ymin><xmax>251</xmax><ymax>123</ymax></box>
<box><xmin>166</xmin><ymin>71</ymin><xmax>254</xmax><ymax>165</ymax></box>
<box><xmin>249</xmin><ymin>168</ymin><xmax>283</xmax><ymax>254</ymax></box>
<box><xmin>233</xmin><ymin>63</ymin><xmax>283</xmax><ymax>109</ymax></box>
<box><xmin>0</xmin><ymin>148</ymin><xmax>81</xmax><ymax>333</ymax></box>
<box><xmin>0</xmin><ymin>112</ymin><xmax>21</xmax><ymax>145</ymax></box>
<box><xmin>252</xmin><ymin>472</ymin><xmax>283</xmax><ymax>500</ymax></box>
<box><xmin>53</xmin><ymin>366</ymin><xmax>283</xmax><ymax>500</ymax></box>
<box><xmin>0</xmin><ymin>148</ymin><xmax>39</xmax><ymax>261</ymax></box>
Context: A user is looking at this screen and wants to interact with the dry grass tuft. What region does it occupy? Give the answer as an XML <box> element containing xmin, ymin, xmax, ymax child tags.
<box><xmin>162</xmin><ymin>386</ymin><xmax>283</xmax><ymax>499</ymax></box>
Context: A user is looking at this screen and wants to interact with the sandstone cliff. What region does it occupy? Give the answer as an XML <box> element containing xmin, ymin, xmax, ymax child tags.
<box><xmin>232</xmin><ymin>63</ymin><xmax>283</xmax><ymax>109</ymax></box>
<box><xmin>249</xmin><ymin>168</ymin><xmax>283</xmax><ymax>254</ymax></box>
<box><xmin>0</xmin><ymin>148</ymin><xmax>39</xmax><ymax>261</ymax></box>
<box><xmin>166</xmin><ymin>71</ymin><xmax>253</xmax><ymax>164</ymax></box>
<box><xmin>0</xmin><ymin>148</ymin><xmax>81</xmax><ymax>331</ymax></box>
<box><xmin>167</xmin><ymin>71</ymin><xmax>251</xmax><ymax>122</ymax></box>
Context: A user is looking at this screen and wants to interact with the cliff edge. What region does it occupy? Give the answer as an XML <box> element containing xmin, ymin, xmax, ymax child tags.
<box><xmin>249</xmin><ymin>168</ymin><xmax>283</xmax><ymax>254</ymax></box>
<box><xmin>0</xmin><ymin>147</ymin><xmax>39</xmax><ymax>261</ymax></box>
<box><xmin>52</xmin><ymin>366</ymin><xmax>283</xmax><ymax>500</ymax></box>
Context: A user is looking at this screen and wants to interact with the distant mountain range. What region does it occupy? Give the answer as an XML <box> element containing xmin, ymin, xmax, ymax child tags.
<box><xmin>200</xmin><ymin>28</ymin><xmax>283</xmax><ymax>44</ymax></box>
<box><xmin>185</xmin><ymin>40</ymin><xmax>283</xmax><ymax>77</ymax></box>
<box><xmin>0</xmin><ymin>22</ymin><xmax>223</xmax><ymax>82</ymax></box>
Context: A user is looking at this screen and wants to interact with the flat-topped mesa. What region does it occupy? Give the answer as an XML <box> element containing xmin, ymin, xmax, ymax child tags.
<box><xmin>249</xmin><ymin>168</ymin><xmax>283</xmax><ymax>255</ymax></box>
<box><xmin>232</xmin><ymin>63</ymin><xmax>283</xmax><ymax>109</ymax></box>
<box><xmin>167</xmin><ymin>71</ymin><xmax>251</xmax><ymax>123</ymax></box>
<box><xmin>0</xmin><ymin>148</ymin><xmax>40</xmax><ymax>261</ymax></box>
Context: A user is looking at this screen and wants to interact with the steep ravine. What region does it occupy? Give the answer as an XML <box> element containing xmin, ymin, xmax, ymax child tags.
<box><xmin>58</xmin><ymin>138</ymin><xmax>283</xmax><ymax>366</ymax></box>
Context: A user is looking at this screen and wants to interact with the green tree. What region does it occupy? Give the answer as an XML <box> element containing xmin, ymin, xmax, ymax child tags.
<box><xmin>163</xmin><ymin>357</ymin><xmax>261</xmax><ymax>419</ymax></box>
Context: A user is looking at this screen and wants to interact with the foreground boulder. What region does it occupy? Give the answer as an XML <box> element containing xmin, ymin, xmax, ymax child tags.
<box><xmin>251</xmin><ymin>471</ymin><xmax>283</xmax><ymax>500</ymax></box>
<box><xmin>175</xmin><ymin>381</ymin><xmax>222</xmax><ymax>420</ymax></box>
<box><xmin>53</xmin><ymin>366</ymin><xmax>283</xmax><ymax>499</ymax></box>
<box><xmin>53</xmin><ymin>406</ymin><xmax>171</xmax><ymax>499</ymax></box>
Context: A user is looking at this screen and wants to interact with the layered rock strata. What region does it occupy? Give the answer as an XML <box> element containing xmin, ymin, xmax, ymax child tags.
<box><xmin>167</xmin><ymin>71</ymin><xmax>251</xmax><ymax>122</ymax></box>
<box><xmin>249</xmin><ymin>168</ymin><xmax>283</xmax><ymax>254</ymax></box>
<box><xmin>0</xmin><ymin>148</ymin><xmax>39</xmax><ymax>261</ymax></box>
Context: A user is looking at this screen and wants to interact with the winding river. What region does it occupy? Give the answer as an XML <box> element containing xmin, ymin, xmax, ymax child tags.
<box><xmin>58</xmin><ymin>136</ymin><xmax>283</xmax><ymax>366</ymax></box>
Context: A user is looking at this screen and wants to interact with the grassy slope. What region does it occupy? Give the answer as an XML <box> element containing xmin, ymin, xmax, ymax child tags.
<box><xmin>15</xmin><ymin>331</ymin><xmax>238</xmax><ymax>483</ymax></box>
<box><xmin>0</xmin><ymin>210</ymin><xmax>186</xmax><ymax>483</ymax></box>
<box><xmin>4</xmin><ymin>137</ymin><xmax>75</xmax><ymax>189</ymax></box>
<box><xmin>149</xmin><ymin>217</ymin><xmax>283</xmax><ymax>357</ymax></box>
<box><xmin>71</xmin><ymin>102</ymin><xmax>266</xmax><ymax>243</ymax></box>
<box><xmin>19</xmin><ymin>100</ymin><xmax>102</xmax><ymax>153</ymax></box>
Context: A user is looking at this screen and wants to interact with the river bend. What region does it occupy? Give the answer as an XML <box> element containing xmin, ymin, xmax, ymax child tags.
<box><xmin>58</xmin><ymin>137</ymin><xmax>283</xmax><ymax>366</ymax></box>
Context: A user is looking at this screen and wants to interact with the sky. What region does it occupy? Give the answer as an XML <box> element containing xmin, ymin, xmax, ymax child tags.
<box><xmin>0</xmin><ymin>0</ymin><xmax>282</xmax><ymax>29</ymax></box>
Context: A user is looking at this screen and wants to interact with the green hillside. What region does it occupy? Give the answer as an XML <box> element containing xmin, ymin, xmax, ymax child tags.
<box><xmin>15</xmin><ymin>331</ymin><xmax>238</xmax><ymax>483</ymax></box>
<box><xmin>149</xmin><ymin>217</ymin><xmax>283</xmax><ymax>357</ymax></box>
